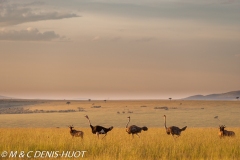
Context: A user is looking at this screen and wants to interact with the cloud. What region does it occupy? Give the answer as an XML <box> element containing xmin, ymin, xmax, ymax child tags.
<box><xmin>0</xmin><ymin>27</ymin><xmax>67</xmax><ymax>41</ymax></box>
<box><xmin>0</xmin><ymin>1</ymin><xmax>79</xmax><ymax>26</ymax></box>
<box><xmin>111</xmin><ymin>36</ymin><xmax>122</xmax><ymax>42</ymax></box>
<box><xmin>92</xmin><ymin>36</ymin><xmax>100</xmax><ymax>41</ymax></box>
<box><xmin>135</xmin><ymin>37</ymin><xmax>156</xmax><ymax>42</ymax></box>
<box><xmin>235</xmin><ymin>54</ymin><xmax>240</xmax><ymax>58</ymax></box>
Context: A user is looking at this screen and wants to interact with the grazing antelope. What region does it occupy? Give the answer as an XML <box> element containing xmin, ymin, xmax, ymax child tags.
<box><xmin>163</xmin><ymin>115</ymin><xmax>187</xmax><ymax>138</ymax></box>
<box><xmin>68</xmin><ymin>125</ymin><xmax>84</xmax><ymax>139</ymax></box>
<box><xmin>125</xmin><ymin>116</ymin><xmax>148</xmax><ymax>138</ymax></box>
<box><xmin>85</xmin><ymin>115</ymin><xmax>113</xmax><ymax>139</ymax></box>
<box><xmin>219</xmin><ymin>125</ymin><xmax>235</xmax><ymax>138</ymax></box>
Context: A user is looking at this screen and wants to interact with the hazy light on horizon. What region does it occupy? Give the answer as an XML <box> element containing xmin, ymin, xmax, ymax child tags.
<box><xmin>0</xmin><ymin>0</ymin><xmax>240</xmax><ymax>99</ymax></box>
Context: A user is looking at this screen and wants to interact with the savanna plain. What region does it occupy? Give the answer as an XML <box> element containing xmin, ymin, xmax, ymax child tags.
<box><xmin>0</xmin><ymin>99</ymin><xmax>240</xmax><ymax>160</ymax></box>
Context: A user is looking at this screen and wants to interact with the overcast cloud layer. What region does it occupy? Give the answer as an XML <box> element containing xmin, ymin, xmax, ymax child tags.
<box><xmin>0</xmin><ymin>28</ymin><xmax>65</xmax><ymax>41</ymax></box>
<box><xmin>0</xmin><ymin>0</ymin><xmax>239</xmax><ymax>99</ymax></box>
<box><xmin>0</xmin><ymin>1</ymin><xmax>79</xmax><ymax>26</ymax></box>
<box><xmin>0</xmin><ymin>0</ymin><xmax>78</xmax><ymax>41</ymax></box>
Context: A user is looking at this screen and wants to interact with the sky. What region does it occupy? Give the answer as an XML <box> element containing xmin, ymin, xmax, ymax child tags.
<box><xmin>0</xmin><ymin>0</ymin><xmax>240</xmax><ymax>100</ymax></box>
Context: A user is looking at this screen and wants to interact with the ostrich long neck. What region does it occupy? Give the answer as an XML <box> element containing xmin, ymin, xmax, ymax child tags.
<box><xmin>164</xmin><ymin>116</ymin><xmax>167</xmax><ymax>130</ymax></box>
<box><xmin>126</xmin><ymin>118</ymin><xmax>130</xmax><ymax>128</ymax></box>
<box><xmin>87</xmin><ymin>118</ymin><xmax>92</xmax><ymax>126</ymax></box>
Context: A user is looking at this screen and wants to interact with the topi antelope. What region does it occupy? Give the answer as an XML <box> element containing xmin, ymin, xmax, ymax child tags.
<box><xmin>163</xmin><ymin>115</ymin><xmax>187</xmax><ymax>138</ymax></box>
<box><xmin>126</xmin><ymin>116</ymin><xmax>148</xmax><ymax>138</ymax></box>
<box><xmin>68</xmin><ymin>125</ymin><xmax>84</xmax><ymax>139</ymax></box>
<box><xmin>85</xmin><ymin>115</ymin><xmax>113</xmax><ymax>139</ymax></box>
<box><xmin>219</xmin><ymin>125</ymin><xmax>235</xmax><ymax>138</ymax></box>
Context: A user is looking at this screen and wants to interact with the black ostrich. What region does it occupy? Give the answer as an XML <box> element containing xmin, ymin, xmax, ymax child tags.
<box><xmin>125</xmin><ymin>116</ymin><xmax>148</xmax><ymax>138</ymax></box>
<box><xmin>85</xmin><ymin>115</ymin><xmax>113</xmax><ymax>139</ymax></box>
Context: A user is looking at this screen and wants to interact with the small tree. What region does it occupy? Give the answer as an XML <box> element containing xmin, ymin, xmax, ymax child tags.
<box><xmin>169</xmin><ymin>98</ymin><xmax>172</xmax><ymax>101</ymax></box>
<box><xmin>236</xmin><ymin>97</ymin><xmax>239</xmax><ymax>100</ymax></box>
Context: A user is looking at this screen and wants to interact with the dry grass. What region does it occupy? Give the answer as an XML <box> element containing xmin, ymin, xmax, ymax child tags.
<box><xmin>0</xmin><ymin>100</ymin><xmax>240</xmax><ymax>159</ymax></box>
<box><xmin>0</xmin><ymin>127</ymin><xmax>240</xmax><ymax>159</ymax></box>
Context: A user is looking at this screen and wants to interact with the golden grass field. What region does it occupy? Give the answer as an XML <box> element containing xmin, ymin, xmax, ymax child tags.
<box><xmin>0</xmin><ymin>128</ymin><xmax>240</xmax><ymax>160</ymax></box>
<box><xmin>0</xmin><ymin>99</ymin><xmax>240</xmax><ymax>159</ymax></box>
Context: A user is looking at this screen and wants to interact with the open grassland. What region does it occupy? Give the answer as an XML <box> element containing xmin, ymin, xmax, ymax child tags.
<box><xmin>0</xmin><ymin>100</ymin><xmax>239</xmax><ymax>159</ymax></box>
<box><xmin>0</xmin><ymin>100</ymin><xmax>240</xmax><ymax>128</ymax></box>
<box><xmin>0</xmin><ymin>128</ymin><xmax>240</xmax><ymax>160</ymax></box>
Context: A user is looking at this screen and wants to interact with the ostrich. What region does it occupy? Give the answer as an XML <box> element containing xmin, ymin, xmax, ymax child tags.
<box><xmin>125</xmin><ymin>116</ymin><xmax>148</xmax><ymax>138</ymax></box>
<box><xmin>68</xmin><ymin>125</ymin><xmax>84</xmax><ymax>139</ymax></box>
<box><xmin>219</xmin><ymin>125</ymin><xmax>235</xmax><ymax>138</ymax></box>
<box><xmin>85</xmin><ymin>115</ymin><xmax>113</xmax><ymax>139</ymax></box>
<box><xmin>163</xmin><ymin>115</ymin><xmax>187</xmax><ymax>137</ymax></box>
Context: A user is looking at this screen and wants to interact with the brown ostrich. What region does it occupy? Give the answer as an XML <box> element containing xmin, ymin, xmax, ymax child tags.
<box><xmin>85</xmin><ymin>115</ymin><xmax>113</xmax><ymax>139</ymax></box>
<box><xmin>125</xmin><ymin>116</ymin><xmax>148</xmax><ymax>138</ymax></box>
<box><xmin>163</xmin><ymin>115</ymin><xmax>187</xmax><ymax>137</ymax></box>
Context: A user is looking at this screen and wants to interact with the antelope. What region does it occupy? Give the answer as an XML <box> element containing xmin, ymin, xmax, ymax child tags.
<box><xmin>68</xmin><ymin>125</ymin><xmax>84</xmax><ymax>139</ymax></box>
<box><xmin>219</xmin><ymin>125</ymin><xmax>235</xmax><ymax>138</ymax></box>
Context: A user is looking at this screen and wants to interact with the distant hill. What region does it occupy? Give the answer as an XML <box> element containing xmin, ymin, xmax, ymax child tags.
<box><xmin>183</xmin><ymin>90</ymin><xmax>240</xmax><ymax>100</ymax></box>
